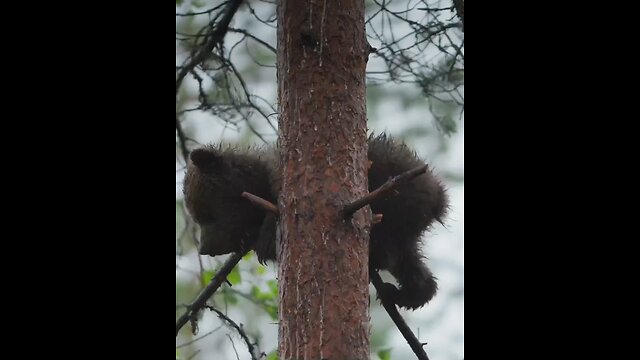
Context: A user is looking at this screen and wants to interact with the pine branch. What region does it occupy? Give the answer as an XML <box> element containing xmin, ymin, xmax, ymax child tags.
<box><xmin>176</xmin><ymin>252</ymin><xmax>245</xmax><ymax>336</ymax></box>
<box><xmin>242</xmin><ymin>192</ymin><xmax>278</xmax><ymax>214</ymax></box>
<box><xmin>370</xmin><ymin>271</ymin><xmax>430</xmax><ymax>360</ymax></box>
<box><xmin>343</xmin><ymin>165</ymin><xmax>428</xmax><ymax>218</ymax></box>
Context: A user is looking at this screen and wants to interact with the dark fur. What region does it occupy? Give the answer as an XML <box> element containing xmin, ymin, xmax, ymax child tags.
<box><xmin>183</xmin><ymin>134</ymin><xmax>449</xmax><ymax>310</ymax></box>
<box><xmin>183</xmin><ymin>145</ymin><xmax>278</xmax><ymax>257</ymax></box>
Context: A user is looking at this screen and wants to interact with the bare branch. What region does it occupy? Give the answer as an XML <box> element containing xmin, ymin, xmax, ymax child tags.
<box><xmin>176</xmin><ymin>252</ymin><xmax>245</xmax><ymax>336</ymax></box>
<box><xmin>186</xmin><ymin>349</ymin><xmax>201</xmax><ymax>360</ymax></box>
<box><xmin>226</xmin><ymin>288</ymin><xmax>277</xmax><ymax>315</ymax></box>
<box><xmin>176</xmin><ymin>0</ymin><xmax>244</xmax><ymax>96</ymax></box>
<box><xmin>209</xmin><ymin>307</ymin><xmax>259</xmax><ymax>360</ymax></box>
<box><xmin>224</xmin><ymin>59</ymin><xmax>278</xmax><ymax>136</ymax></box>
<box><xmin>176</xmin><ymin>325</ymin><xmax>225</xmax><ymax>349</ymax></box>
<box><xmin>229</xmin><ymin>28</ymin><xmax>277</xmax><ymax>54</ymax></box>
<box><xmin>363</xmin><ymin>0</ymin><xmax>464</xmax><ymax>120</ymax></box>
<box><xmin>176</xmin><ymin>2</ymin><xmax>228</xmax><ymax>17</ymax></box>
<box><xmin>246</xmin><ymin>1</ymin><xmax>277</xmax><ymax>28</ymax></box>
<box><xmin>452</xmin><ymin>0</ymin><xmax>465</xmax><ymax>30</ymax></box>
<box><xmin>343</xmin><ymin>164</ymin><xmax>428</xmax><ymax>218</ymax></box>
<box><xmin>176</xmin><ymin>117</ymin><xmax>190</xmax><ymax>162</ymax></box>
<box><xmin>242</xmin><ymin>192</ymin><xmax>279</xmax><ymax>214</ymax></box>
<box><xmin>370</xmin><ymin>271</ymin><xmax>430</xmax><ymax>360</ymax></box>
<box><xmin>227</xmin><ymin>334</ymin><xmax>241</xmax><ymax>360</ymax></box>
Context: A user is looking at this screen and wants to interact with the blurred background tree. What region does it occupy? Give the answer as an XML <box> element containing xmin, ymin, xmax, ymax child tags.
<box><xmin>176</xmin><ymin>0</ymin><xmax>463</xmax><ymax>359</ymax></box>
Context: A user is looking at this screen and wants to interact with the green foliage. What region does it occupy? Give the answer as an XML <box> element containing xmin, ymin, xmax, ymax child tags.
<box><xmin>255</xmin><ymin>264</ymin><xmax>267</xmax><ymax>275</ymax></box>
<box><xmin>176</xmin><ymin>0</ymin><xmax>183</xmax><ymax>5</ymax></box>
<box><xmin>377</xmin><ymin>348</ymin><xmax>392</xmax><ymax>360</ymax></box>
<box><xmin>251</xmin><ymin>286</ymin><xmax>271</xmax><ymax>301</ymax></box>
<box><xmin>264</xmin><ymin>306</ymin><xmax>277</xmax><ymax>320</ymax></box>
<box><xmin>266</xmin><ymin>350</ymin><xmax>278</xmax><ymax>360</ymax></box>
<box><xmin>251</xmin><ymin>281</ymin><xmax>279</xmax><ymax>320</ymax></box>
<box><xmin>200</xmin><ymin>262</ymin><xmax>241</xmax><ymax>287</ymax></box>
<box><xmin>228</xmin><ymin>266</ymin><xmax>242</xmax><ymax>285</ymax></box>
<box><xmin>267</xmin><ymin>280</ymin><xmax>278</xmax><ymax>295</ymax></box>
<box><xmin>202</xmin><ymin>270</ymin><xmax>215</xmax><ymax>284</ymax></box>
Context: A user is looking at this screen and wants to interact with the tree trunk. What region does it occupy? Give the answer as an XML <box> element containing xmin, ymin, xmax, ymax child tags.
<box><xmin>276</xmin><ymin>0</ymin><xmax>370</xmax><ymax>359</ymax></box>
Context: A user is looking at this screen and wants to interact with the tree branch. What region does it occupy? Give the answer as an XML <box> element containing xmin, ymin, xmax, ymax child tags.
<box><xmin>343</xmin><ymin>164</ymin><xmax>428</xmax><ymax>218</ymax></box>
<box><xmin>176</xmin><ymin>0</ymin><xmax>244</xmax><ymax>161</ymax></box>
<box><xmin>176</xmin><ymin>2</ymin><xmax>228</xmax><ymax>17</ymax></box>
<box><xmin>176</xmin><ymin>117</ymin><xmax>190</xmax><ymax>162</ymax></box>
<box><xmin>241</xmin><ymin>192</ymin><xmax>279</xmax><ymax>214</ymax></box>
<box><xmin>370</xmin><ymin>271</ymin><xmax>430</xmax><ymax>360</ymax></box>
<box><xmin>452</xmin><ymin>0</ymin><xmax>464</xmax><ymax>31</ymax></box>
<box><xmin>176</xmin><ymin>252</ymin><xmax>245</xmax><ymax>336</ymax></box>
<box><xmin>209</xmin><ymin>306</ymin><xmax>259</xmax><ymax>360</ymax></box>
<box><xmin>176</xmin><ymin>324</ymin><xmax>224</xmax><ymax>349</ymax></box>
<box><xmin>229</xmin><ymin>27</ymin><xmax>277</xmax><ymax>54</ymax></box>
<box><xmin>176</xmin><ymin>0</ymin><xmax>244</xmax><ymax>96</ymax></box>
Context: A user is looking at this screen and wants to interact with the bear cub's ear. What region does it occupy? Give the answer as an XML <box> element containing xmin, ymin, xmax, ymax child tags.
<box><xmin>190</xmin><ymin>148</ymin><xmax>224</xmax><ymax>171</ymax></box>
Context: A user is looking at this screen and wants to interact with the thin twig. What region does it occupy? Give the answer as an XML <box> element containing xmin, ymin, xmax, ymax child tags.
<box><xmin>229</xmin><ymin>28</ymin><xmax>277</xmax><ymax>54</ymax></box>
<box><xmin>452</xmin><ymin>0</ymin><xmax>464</xmax><ymax>30</ymax></box>
<box><xmin>176</xmin><ymin>325</ymin><xmax>225</xmax><ymax>348</ymax></box>
<box><xmin>186</xmin><ymin>349</ymin><xmax>201</xmax><ymax>360</ymax></box>
<box><xmin>176</xmin><ymin>252</ymin><xmax>245</xmax><ymax>336</ymax></box>
<box><xmin>176</xmin><ymin>118</ymin><xmax>190</xmax><ymax>162</ymax></box>
<box><xmin>370</xmin><ymin>271</ymin><xmax>430</xmax><ymax>360</ymax></box>
<box><xmin>176</xmin><ymin>2</ymin><xmax>228</xmax><ymax>17</ymax></box>
<box><xmin>241</xmin><ymin>192</ymin><xmax>279</xmax><ymax>214</ymax></box>
<box><xmin>209</xmin><ymin>307</ymin><xmax>259</xmax><ymax>360</ymax></box>
<box><xmin>176</xmin><ymin>0</ymin><xmax>244</xmax><ymax>96</ymax></box>
<box><xmin>343</xmin><ymin>164</ymin><xmax>428</xmax><ymax>218</ymax></box>
<box><xmin>227</xmin><ymin>288</ymin><xmax>276</xmax><ymax>315</ymax></box>
<box><xmin>227</xmin><ymin>334</ymin><xmax>241</xmax><ymax>360</ymax></box>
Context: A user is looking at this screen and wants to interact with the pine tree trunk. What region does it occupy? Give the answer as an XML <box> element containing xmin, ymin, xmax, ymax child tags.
<box><xmin>276</xmin><ymin>0</ymin><xmax>371</xmax><ymax>358</ymax></box>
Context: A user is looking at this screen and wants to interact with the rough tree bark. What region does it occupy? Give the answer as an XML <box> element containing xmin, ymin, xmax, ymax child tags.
<box><xmin>276</xmin><ymin>0</ymin><xmax>371</xmax><ymax>359</ymax></box>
